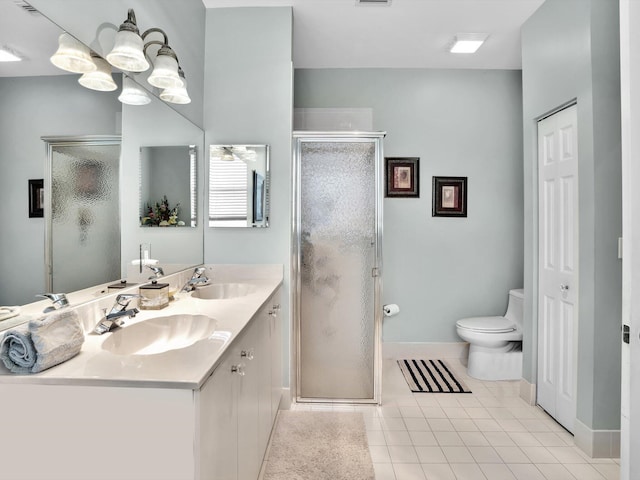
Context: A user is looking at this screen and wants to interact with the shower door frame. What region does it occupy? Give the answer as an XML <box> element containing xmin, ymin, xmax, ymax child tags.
<box><xmin>42</xmin><ymin>135</ymin><xmax>122</xmax><ymax>293</ymax></box>
<box><xmin>292</xmin><ymin>131</ymin><xmax>385</xmax><ymax>405</ymax></box>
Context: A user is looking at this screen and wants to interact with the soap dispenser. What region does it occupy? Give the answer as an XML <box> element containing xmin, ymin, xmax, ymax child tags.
<box><xmin>139</xmin><ymin>280</ymin><xmax>170</xmax><ymax>310</ymax></box>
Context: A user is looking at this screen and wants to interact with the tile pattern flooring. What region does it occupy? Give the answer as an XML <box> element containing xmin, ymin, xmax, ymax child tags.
<box><xmin>287</xmin><ymin>358</ymin><xmax>620</xmax><ymax>480</ymax></box>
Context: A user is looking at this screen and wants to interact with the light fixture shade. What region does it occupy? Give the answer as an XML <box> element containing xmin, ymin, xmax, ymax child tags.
<box><xmin>147</xmin><ymin>49</ymin><xmax>182</xmax><ymax>89</ymax></box>
<box><xmin>78</xmin><ymin>57</ymin><xmax>117</xmax><ymax>91</ymax></box>
<box><xmin>50</xmin><ymin>33</ymin><xmax>96</xmax><ymax>73</ymax></box>
<box><xmin>159</xmin><ymin>70</ymin><xmax>191</xmax><ymax>104</ymax></box>
<box><xmin>118</xmin><ymin>76</ymin><xmax>151</xmax><ymax>105</ymax></box>
<box><xmin>0</xmin><ymin>46</ymin><xmax>21</xmax><ymax>62</ymax></box>
<box><xmin>107</xmin><ymin>30</ymin><xmax>150</xmax><ymax>72</ymax></box>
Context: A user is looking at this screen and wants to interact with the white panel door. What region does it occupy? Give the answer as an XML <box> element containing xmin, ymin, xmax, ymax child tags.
<box><xmin>537</xmin><ymin>105</ymin><xmax>579</xmax><ymax>433</ymax></box>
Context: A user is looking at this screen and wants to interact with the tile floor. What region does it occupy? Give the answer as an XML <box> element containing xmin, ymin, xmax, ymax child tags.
<box><xmin>288</xmin><ymin>358</ymin><xmax>620</xmax><ymax>480</ymax></box>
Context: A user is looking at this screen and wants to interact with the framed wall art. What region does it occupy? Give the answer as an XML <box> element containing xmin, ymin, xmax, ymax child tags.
<box><xmin>385</xmin><ymin>157</ymin><xmax>419</xmax><ymax>198</ymax></box>
<box><xmin>432</xmin><ymin>176</ymin><xmax>467</xmax><ymax>217</ymax></box>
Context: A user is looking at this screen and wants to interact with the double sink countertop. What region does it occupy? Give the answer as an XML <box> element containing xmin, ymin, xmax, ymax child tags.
<box><xmin>0</xmin><ymin>264</ymin><xmax>283</xmax><ymax>390</ymax></box>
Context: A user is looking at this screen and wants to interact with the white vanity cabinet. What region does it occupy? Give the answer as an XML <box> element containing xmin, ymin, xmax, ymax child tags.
<box><xmin>198</xmin><ymin>287</ymin><xmax>282</xmax><ymax>480</ymax></box>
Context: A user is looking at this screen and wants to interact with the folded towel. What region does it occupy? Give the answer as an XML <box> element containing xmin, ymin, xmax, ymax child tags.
<box><xmin>0</xmin><ymin>309</ymin><xmax>84</xmax><ymax>374</ymax></box>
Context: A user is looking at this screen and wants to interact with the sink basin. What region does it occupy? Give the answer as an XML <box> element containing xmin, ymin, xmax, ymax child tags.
<box><xmin>191</xmin><ymin>282</ymin><xmax>257</xmax><ymax>300</ymax></box>
<box><xmin>102</xmin><ymin>314</ymin><xmax>218</xmax><ymax>356</ymax></box>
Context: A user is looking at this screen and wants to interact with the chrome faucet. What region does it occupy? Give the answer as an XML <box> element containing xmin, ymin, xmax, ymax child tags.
<box><xmin>37</xmin><ymin>293</ymin><xmax>69</xmax><ymax>312</ymax></box>
<box><xmin>93</xmin><ymin>294</ymin><xmax>141</xmax><ymax>335</ymax></box>
<box><xmin>181</xmin><ymin>267</ymin><xmax>210</xmax><ymax>292</ymax></box>
<box><xmin>147</xmin><ymin>265</ymin><xmax>164</xmax><ymax>279</ymax></box>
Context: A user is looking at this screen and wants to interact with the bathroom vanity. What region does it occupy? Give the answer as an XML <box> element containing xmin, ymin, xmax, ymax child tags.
<box><xmin>0</xmin><ymin>264</ymin><xmax>282</xmax><ymax>480</ymax></box>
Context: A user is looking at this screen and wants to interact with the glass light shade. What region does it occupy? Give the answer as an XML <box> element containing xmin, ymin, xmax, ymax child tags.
<box><xmin>106</xmin><ymin>30</ymin><xmax>149</xmax><ymax>72</ymax></box>
<box><xmin>118</xmin><ymin>77</ymin><xmax>151</xmax><ymax>105</ymax></box>
<box><xmin>147</xmin><ymin>53</ymin><xmax>182</xmax><ymax>89</ymax></box>
<box><xmin>78</xmin><ymin>57</ymin><xmax>117</xmax><ymax>91</ymax></box>
<box><xmin>159</xmin><ymin>77</ymin><xmax>191</xmax><ymax>104</ymax></box>
<box><xmin>50</xmin><ymin>33</ymin><xmax>96</xmax><ymax>74</ymax></box>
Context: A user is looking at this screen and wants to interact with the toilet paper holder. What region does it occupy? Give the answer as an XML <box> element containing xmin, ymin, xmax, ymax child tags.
<box><xmin>383</xmin><ymin>304</ymin><xmax>400</xmax><ymax>317</ymax></box>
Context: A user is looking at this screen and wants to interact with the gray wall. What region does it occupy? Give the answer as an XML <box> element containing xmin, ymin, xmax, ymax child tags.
<box><xmin>0</xmin><ymin>75</ymin><xmax>121</xmax><ymax>306</ymax></box>
<box><xmin>203</xmin><ymin>7</ymin><xmax>293</xmax><ymax>380</ymax></box>
<box><xmin>521</xmin><ymin>0</ymin><xmax>622</xmax><ymax>430</ymax></box>
<box><xmin>295</xmin><ymin>68</ymin><xmax>524</xmax><ymax>343</ymax></box>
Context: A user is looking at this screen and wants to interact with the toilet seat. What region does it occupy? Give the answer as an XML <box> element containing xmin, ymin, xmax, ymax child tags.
<box><xmin>456</xmin><ymin>316</ymin><xmax>516</xmax><ymax>333</ymax></box>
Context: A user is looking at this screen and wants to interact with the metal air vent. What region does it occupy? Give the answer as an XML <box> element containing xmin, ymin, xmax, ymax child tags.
<box><xmin>13</xmin><ymin>1</ymin><xmax>40</xmax><ymax>15</ymax></box>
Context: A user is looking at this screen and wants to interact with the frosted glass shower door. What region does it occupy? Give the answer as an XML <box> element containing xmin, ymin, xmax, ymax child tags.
<box><xmin>45</xmin><ymin>138</ymin><xmax>121</xmax><ymax>294</ymax></box>
<box><xmin>294</xmin><ymin>133</ymin><xmax>383</xmax><ymax>403</ymax></box>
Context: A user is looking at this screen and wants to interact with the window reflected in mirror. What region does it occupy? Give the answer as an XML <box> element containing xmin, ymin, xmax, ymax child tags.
<box><xmin>209</xmin><ymin>145</ymin><xmax>270</xmax><ymax>228</ymax></box>
<box><xmin>139</xmin><ymin>145</ymin><xmax>197</xmax><ymax>227</ymax></box>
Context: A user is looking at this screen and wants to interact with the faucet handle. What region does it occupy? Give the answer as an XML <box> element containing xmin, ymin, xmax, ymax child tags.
<box><xmin>37</xmin><ymin>293</ymin><xmax>69</xmax><ymax>308</ymax></box>
<box><xmin>115</xmin><ymin>293</ymin><xmax>142</xmax><ymax>307</ymax></box>
<box><xmin>146</xmin><ymin>265</ymin><xmax>164</xmax><ymax>278</ymax></box>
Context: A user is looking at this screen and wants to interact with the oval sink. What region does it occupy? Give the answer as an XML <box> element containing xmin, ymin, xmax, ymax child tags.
<box><xmin>102</xmin><ymin>314</ymin><xmax>218</xmax><ymax>356</ymax></box>
<box><xmin>191</xmin><ymin>282</ymin><xmax>257</xmax><ymax>300</ymax></box>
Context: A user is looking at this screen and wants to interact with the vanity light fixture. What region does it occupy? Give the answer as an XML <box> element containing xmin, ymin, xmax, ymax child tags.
<box><xmin>78</xmin><ymin>54</ymin><xmax>118</xmax><ymax>92</ymax></box>
<box><xmin>106</xmin><ymin>10</ymin><xmax>186</xmax><ymax>90</ymax></box>
<box><xmin>449</xmin><ymin>33</ymin><xmax>489</xmax><ymax>54</ymax></box>
<box><xmin>118</xmin><ymin>75</ymin><xmax>151</xmax><ymax>105</ymax></box>
<box><xmin>159</xmin><ymin>67</ymin><xmax>191</xmax><ymax>104</ymax></box>
<box><xmin>50</xmin><ymin>32</ymin><xmax>96</xmax><ymax>73</ymax></box>
<box><xmin>0</xmin><ymin>46</ymin><xmax>22</xmax><ymax>62</ymax></box>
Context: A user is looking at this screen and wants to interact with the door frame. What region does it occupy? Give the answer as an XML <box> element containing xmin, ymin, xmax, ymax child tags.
<box><xmin>291</xmin><ymin>131</ymin><xmax>385</xmax><ymax>405</ymax></box>
<box><xmin>535</xmin><ymin>103</ymin><xmax>579</xmax><ymax>431</ymax></box>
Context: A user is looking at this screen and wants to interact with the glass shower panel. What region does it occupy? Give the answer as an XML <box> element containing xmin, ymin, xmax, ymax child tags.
<box><xmin>299</xmin><ymin>141</ymin><xmax>377</xmax><ymax>400</ymax></box>
<box><xmin>50</xmin><ymin>144</ymin><xmax>120</xmax><ymax>293</ymax></box>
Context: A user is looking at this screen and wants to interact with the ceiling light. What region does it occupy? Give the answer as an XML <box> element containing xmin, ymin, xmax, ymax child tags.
<box><xmin>50</xmin><ymin>32</ymin><xmax>96</xmax><ymax>73</ymax></box>
<box><xmin>106</xmin><ymin>9</ymin><xmax>149</xmax><ymax>72</ymax></box>
<box><xmin>450</xmin><ymin>34</ymin><xmax>488</xmax><ymax>54</ymax></box>
<box><xmin>118</xmin><ymin>76</ymin><xmax>151</xmax><ymax>105</ymax></box>
<box><xmin>78</xmin><ymin>55</ymin><xmax>117</xmax><ymax>92</ymax></box>
<box><xmin>0</xmin><ymin>46</ymin><xmax>22</xmax><ymax>62</ymax></box>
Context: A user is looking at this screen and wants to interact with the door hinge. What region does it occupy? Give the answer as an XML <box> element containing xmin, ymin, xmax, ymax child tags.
<box><xmin>372</xmin><ymin>267</ymin><xmax>380</xmax><ymax>277</ymax></box>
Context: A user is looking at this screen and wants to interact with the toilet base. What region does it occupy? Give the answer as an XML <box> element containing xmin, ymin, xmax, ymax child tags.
<box><xmin>467</xmin><ymin>342</ymin><xmax>522</xmax><ymax>381</ymax></box>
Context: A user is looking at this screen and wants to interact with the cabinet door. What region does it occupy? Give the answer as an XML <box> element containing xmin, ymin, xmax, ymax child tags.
<box><xmin>236</xmin><ymin>323</ymin><xmax>261</xmax><ymax>480</ymax></box>
<box><xmin>199</xmin><ymin>357</ymin><xmax>238</xmax><ymax>480</ymax></box>
<box><xmin>257</xmin><ymin>308</ymin><xmax>273</xmax><ymax>457</ymax></box>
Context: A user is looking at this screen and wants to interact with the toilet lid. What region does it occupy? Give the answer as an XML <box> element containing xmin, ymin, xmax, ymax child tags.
<box><xmin>456</xmin><ymin>316</ymin><xmax>516</xmax><ymax>333</ymax></box>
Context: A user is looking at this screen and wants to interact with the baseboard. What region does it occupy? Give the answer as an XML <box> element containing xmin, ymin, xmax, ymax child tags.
<box><xmin>573</xmin><ymin>419</ymin><xmax>621</xmax><ymax>458</ymax></box>
<box><xmin>519</xmin><ymin>378</ymin><xmax>536</xmax><ymax>405</ymax></box>
<box><xmin>279</xmin><ymin>387</ymin><xmax>292</xmax><ymax>410</ymax></box>
<box><xmin>383</xmin><ymin>342</ymin><xmax>469</xmax><ymax>361</ymax></box>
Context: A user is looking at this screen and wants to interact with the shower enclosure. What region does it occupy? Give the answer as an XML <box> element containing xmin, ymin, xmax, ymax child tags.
<box><xmin>43</xmin><ymin>136</ymin><xmax>121</xmax><ymax>294</ymax></box>
<box><xmin>293</xmin><ymin>132</ymin><xmax>384</xmax><ymax>404</ymax></box>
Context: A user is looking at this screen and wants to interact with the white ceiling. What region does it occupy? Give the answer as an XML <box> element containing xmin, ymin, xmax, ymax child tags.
<box><xmin>0</xmin><ymin>0</ymin><xmax>546</xmax><ymax>78</ymax></box>
<box><xmin>203</xmin><ymin>0</ymin><xmax>546</xmax><ymax>69</ymax></box>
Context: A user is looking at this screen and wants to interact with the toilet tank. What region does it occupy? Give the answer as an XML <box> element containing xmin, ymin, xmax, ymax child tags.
<box><xmin>504</xmin><ymin>289</ymin><xmax>524</xmax><ymax>328</ymax></box>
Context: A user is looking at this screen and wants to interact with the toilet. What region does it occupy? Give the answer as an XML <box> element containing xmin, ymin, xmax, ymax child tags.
<box><xmin>455</xmin><ymin>289</ymin><xmax>524</xmax><ymax>381</ymax></box>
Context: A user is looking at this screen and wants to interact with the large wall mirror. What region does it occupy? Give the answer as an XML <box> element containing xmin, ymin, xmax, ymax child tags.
<box><xmin>140</xmin><ymin>145</ymin><xmax>197</xmax><ymax>228</ymax></box>
<box><xmin>0</xmin><ymin>0</ymin><xmax>205</xmax><ymax>319</ymax></box>
<box><xmin>209</xmin><ymin>144</ymin><xmax>270</xmax><ymax>228</ymax></box>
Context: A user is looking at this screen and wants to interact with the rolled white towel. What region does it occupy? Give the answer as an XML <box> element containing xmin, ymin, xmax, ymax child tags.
<box><xmin>0</xmin><ymin>309</ymin><xmax>84</xmax><ymax>374</ymax></box>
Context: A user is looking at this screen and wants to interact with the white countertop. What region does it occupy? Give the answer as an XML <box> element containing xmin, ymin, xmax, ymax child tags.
<box><xmin>0</xmin><ymin>265</ymin><xmax>283</xmax><ymax>390</ymax></box>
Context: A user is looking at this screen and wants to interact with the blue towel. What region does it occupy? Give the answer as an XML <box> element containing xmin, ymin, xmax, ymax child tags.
<box><xmin>0</xmin><ymin>309</ymin><xmax>84</xmax><ymax>374</ymax></box>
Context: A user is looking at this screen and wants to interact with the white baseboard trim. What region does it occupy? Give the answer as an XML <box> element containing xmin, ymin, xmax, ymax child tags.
<box><xmin>574</xmin><ymin>419</ymin><xmax>621</xmax><ymax>458</ymax></box>
<box><xmin>382</xmin><ymin>342</ymin><xmax>469</xmax><ymax>361</ymax></box>
<box><xmin>519</xmin><ymin>378</ymin><xmax>536</xmax><ymax>405</ymax></box>
<box><xmin>279</xmin><ymin>388</ymin><xmax>292</xmax><ymax>410</ymax></box>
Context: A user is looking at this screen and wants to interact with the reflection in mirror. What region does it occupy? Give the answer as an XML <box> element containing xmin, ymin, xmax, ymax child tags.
<box><xmin>139</xmin><ymin>145</ymin><xmax>197</xmax><ymax>228</ymax></box>
<box><xmin>209</xmin><ymin>145</ymin><xmax>270</xmax><ymax>228</ymax></box>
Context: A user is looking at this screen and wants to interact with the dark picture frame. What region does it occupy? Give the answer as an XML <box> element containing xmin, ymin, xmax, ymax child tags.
<box><xmin>385</xmin><ymin>157</ymin><xmax>419</xmax><ymax>197</ymax></box>
<box><xmin>432</xmin><ymin>176</ymin><xmax>467</xmax><ymax>217</ymax></box>
<box><xmin>28</xmin><ymin>179</ymin><xmax>44</xmax><ymax>218</ymax></box>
